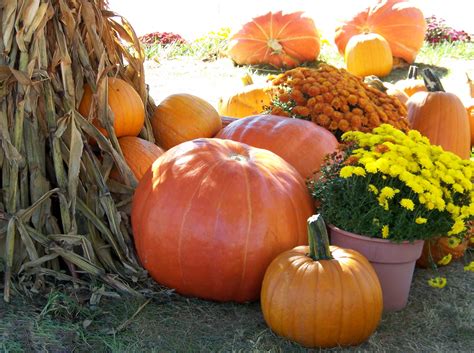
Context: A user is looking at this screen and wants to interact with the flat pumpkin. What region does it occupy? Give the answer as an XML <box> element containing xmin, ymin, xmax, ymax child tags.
<box><xmin>131</xmin><ymin>138</ymin><xmax>314</xmax><ymax>302</ymax></box>
<box><xmin>335</xmin><ymin>0</ymin><xmax>426</xmax><ymax>64</ymax></box>
<box><xmin>151</xmin><ymin>93</ymin><xmax>222</xmax><ymax>149</ymax></box>
<box><xmin>78</xmin><ymin>77</ymin><xmax>145</xmax><ymax>138</ymax></box>
<box><xmin>345</xmin><ymin>33</ymin><xmax>393</xmax><ymax>78</ymax></box>
<box><xmin>261</xmin><ymin>215</ymin><xmax>382</xmax><ymax>348</ymax></box>
<box><xmin>216</xmin><ymin>114</ymin><xmax>339</xmax><ymax>180</ymax></box>
<box><xmin>407</xmin><ymin>69</ymin><xmax>470</xmax><ymax>159</ymax></box>
<box><xmin>228</xmin><ymin>11</ymin><xmax>320</xmax><ymax>68</ymax></box>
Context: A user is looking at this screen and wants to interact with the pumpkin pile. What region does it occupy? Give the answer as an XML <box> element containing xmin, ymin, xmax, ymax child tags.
<box><xmin>269</xmin><ymin>64</ymin><xmax>409</xmax><ymax>138</ymax></box>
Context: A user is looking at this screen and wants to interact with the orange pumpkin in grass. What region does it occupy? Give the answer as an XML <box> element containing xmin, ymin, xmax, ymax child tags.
<box><xmin>335</xmin><ymin>0</ymin><xmax>426</xmax><ymax>64</ymax></box>
<box><xmin>110</xmin><ymin>136</ymin><xmax>164</xmax><ymax>181</ymax></box>
<box><xmin>416</xmin><ymin>236</ymin><xmax>470</xmax><ymax>268</ymax></box>
<box><xmin>228</xmin><ymin>11</ymin><xmax>320</xmax><ymax>68</ymax></box>
<box><xmin>78</xmin><ymin>77</ymin><xmax>145</xmax><ymax>138</ymax></box>
<box><xmin>131</xmin><ymin>138</ymin><xmax>314</xmax><ymax>302</ymax></box>
<box><xmin>216</xmin><ymin>115</ymin><xmax>339</xmax><ymax>180</ymax></box>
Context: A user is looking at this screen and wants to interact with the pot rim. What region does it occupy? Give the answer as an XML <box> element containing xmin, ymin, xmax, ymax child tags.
<box><xmin>328</xmin><ymin>224</ymin><xmax>425</xmax><ymax>245</ymax></box>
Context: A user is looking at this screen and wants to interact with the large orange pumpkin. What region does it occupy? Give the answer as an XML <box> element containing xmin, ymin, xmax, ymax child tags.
<box><xmin>131</xmin><ymin>138</ymin><xmax>314</xmax><ymax>302</ymax></box>
<box><xmin>78</xmin><ymin>77</ymin><xmax>145</xmax><ymax>138</ymax></box>
<box><xmin>110</xmin><ymin>136</ymin><xmax>164</xmax><ymax>181</ymax></box>
<box><xmin>216</xmin><ymin>115</ymin><xmax>339</xmax><ymax>180</ymax></box>
<box><xmin>344</xmin><ymin>33</ymin><xmax>393</xmax><ymax>78</ymax></box>
<box><xmin>334</xmin><ymin>0</ymin><xmax>426</xmax><ymax>64</ymax></box>
<box><xmin>407</xmin><ymin>69</ymin><xmax>470</xmax><ymax>159</ymax></box>
<box><xmin>151</xmin><ymin>93</ymin><xmax>222</xmax><ymax>150</ymax></box>
<box><xmin>228</xmin><ymin>11</ymin><xmax>320</xmax><ymax>68</ymax></box>
<box><xmin>261</xmin><ymin>215</ymin><xmax>382</xmax><ymax>348</ymax></box>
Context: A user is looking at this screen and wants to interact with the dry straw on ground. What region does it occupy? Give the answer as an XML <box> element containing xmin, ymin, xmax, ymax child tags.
<box><xmin>0</xmin><ymin>0</ymin><xmax>156</xmax><ymax>301</ymax></box>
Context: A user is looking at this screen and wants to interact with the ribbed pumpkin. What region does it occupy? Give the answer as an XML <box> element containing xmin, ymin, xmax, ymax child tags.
<box><xmin>216</xmin><ymin>115</ymin><xmax>339</xmax><ymax>180</ymax></box>
<box><xmin>131</xmin><ymin>138</ymin><xmax>314</xmax><ymax>302</ymax></box>
<box><xmin>261</xmin><ymin>215</ymin><xmax>382</xmax><ymax>348</ymax></box>
<box><xmin>78</xmin><ymin>77</ymin><xmax>145</xmax><ymax>138</ymax></box>
<box><xmin>345</xmin><ymin>33</ymin><xmax>393</xmax><ymax>78</ymax></box>
<box><xmin>407</xmin><ymin>69</ymin><xmax>470</xmax><ymax>159</ymax></box>
<box><xmin>151</xmin><ymin>94</ymin><xmax>222</xmax><ymax>150</ymax></box>
<box><xmin>395</xmin><ymin>65</ymin><xmax>427</xmax><ymax>97</ymax></box>
<box><xmin>110</xmin><ymin>136</ymin><xmax>164</xmax><ymax>181</ymax></box>
<box><xmin>467</xmin><ymin>102</ymin><xmax>474</xmax><ymax>145</ymax></box>
<box><xmin>217</xmin><ymin>85</ymin><xmax>273</xmax><ymax>118</ymax></box>
<box><xmin>335</xmin><ymin>0</ymin><xmax>426</xmax><ymax>64</ymax></box>
<box><xmin>220</xmin><ymin>116</ymin><xmax>238</xmax><ymax>128</ymax></box>
<box><xmin>228</xmin><ymin>11</ymin><xmax>320</xmax><ymax>68</ymax></box>
<box><xmin>416</xmin><ymin>237</ymin><xmax>470</xmax><ymax>268</ymax></box>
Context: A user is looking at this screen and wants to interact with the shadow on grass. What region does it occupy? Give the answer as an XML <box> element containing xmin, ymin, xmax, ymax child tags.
<box><xmin>383</xmin><ymin>62</ymin><xmax>450</xmax><ymax>83</ymax></box>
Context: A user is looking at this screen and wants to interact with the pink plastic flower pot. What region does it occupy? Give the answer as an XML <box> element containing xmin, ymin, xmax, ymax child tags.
<box><xmin>329</xmin><ymin>225</ymin><xmax>424</xmax><ymax>312</ymax></box>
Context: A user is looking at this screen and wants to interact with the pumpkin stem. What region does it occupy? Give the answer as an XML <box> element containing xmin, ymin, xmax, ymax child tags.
<box><xmin>407</xmin><ymin>65</ymin><xmax>419</xmax><ymax>80</ymax></box>
<box><xmin>267</xmin><ymin>38</ymin><xmax>283</xmax><ymax>53</ymax></box>
<box><xmin>421</xmin><ymin>68</ymin><xmax>445</xmax><ymax>92</ymax></box>
<box><xmin>307</xmin><ymin>214</ymin><xmax>333</xmax><ymax>261</ymax></box>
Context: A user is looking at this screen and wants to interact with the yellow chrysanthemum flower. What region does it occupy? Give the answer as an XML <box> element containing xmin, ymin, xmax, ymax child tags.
<box><xmin>447</xmin><ymin>237</ymin><xmax>462</xmax><ymax>248</ymax></box>
<box><xmin>437</xmin><ymin>253</ymin><xmax>452</xmax><ymax>266</ymax></box>
<box><xmin>368</xmin><ymin>184</ymin><xmax>378</xmax><ymax>195</ymax></box>
<box><xmin>382</xmin><ymin>225</ymin><xmax>389</xmax><ymax>239</ymax></box>
<box><xmin>415</xmin><ymin>217</ymin><xmax>427</xmax><ymax>224</ymax></box>
<box><xmin>464</xmin><ymin>261</ymin><xmax>474</xmax><ymax>272</ymax></box>
<box><xmin>339</xmin><ymin>166</ymin><xmax>354</xmax><ymax>178</ymax></box>
<box><xmin>400</xmin><ymin>198</ymin><xmax>415</xmax><ymax>211</ymax></box>
<box><xmin>353</xmin><ymin>166</ymin><xmax>366</xmax><ymax>177</ymax></box>
<box><xmin>428</xmin><ymin>277</ymin><xmax>447</xmax><ymax>289</ymax></box>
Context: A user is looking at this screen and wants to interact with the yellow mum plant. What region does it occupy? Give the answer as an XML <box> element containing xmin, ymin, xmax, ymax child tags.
<box><xmin>310</xmin><ymin>124</ymin><xmax>474</xmax><ymax>243</ymax></box>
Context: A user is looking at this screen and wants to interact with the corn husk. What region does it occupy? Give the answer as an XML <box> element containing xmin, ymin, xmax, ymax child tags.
<box><xmin>0</xmin><ymin>0</ymin><xmax>155</xmax><ymax>301</ymax></box>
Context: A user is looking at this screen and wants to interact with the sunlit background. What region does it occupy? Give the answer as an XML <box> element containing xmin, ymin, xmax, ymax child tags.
<box><xmin>108</xmin><ymin>0</ymin><xmax>473</xmax><ymax>40</ymax></box>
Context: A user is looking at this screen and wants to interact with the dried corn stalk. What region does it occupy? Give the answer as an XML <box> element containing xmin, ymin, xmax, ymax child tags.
<box><xmin>0</xmin><ymin>0</ymin><xmax>155</xmax><ymax>302</ymax></box>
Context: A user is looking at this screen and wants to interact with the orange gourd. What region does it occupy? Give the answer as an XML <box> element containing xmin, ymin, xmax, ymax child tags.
<box><xmin>216</xmin><ymin>115</ymin><xmax>339</xmax><ymax>180</ymax></box>
<box><xmin>110</xmin><ymin>137</ymin><xmax>164</xmax><ymax>181</ymax></box>
<box><xmin>131</xmin><ymin>138</ymin><xmax>314</xmax><ymax>302</ymax></box>
<box><xmin>345</xmin><ymin>33</ymin><xmax>393</xmax><ymax>78</ymax></box>
<box><xmin>395</xmin><ymin>65</ymin><xmax>427</xmax><ymax>97</ymax></box>
<box><xmin>261</xmin><ymin>215</ymin><xmax>382</xmax><ymax>348</ymax></box>
<box><xmin>228</xmin><ymin>11</ymin><xmax>320</xmax><ymax>68</ymax></box>
<box><xmin>151</xmin><ymin>94</ymin><xmax>222</xmax><ymax>150</ymax></box>
<box><xmin>407</xmin><ymin>69</ymin><xmax>470</xmax><ymax>159</ymax></box>
<box><xmin>78</xmin><ymin>77</ymin><xmax>145</xmax><ymax>138</ymax></box>
<box><xmin>335</xmin><ymin>0</ymin><xmax>426</xmax><ymax>64</ymax></box>
<box><xmin>416</xmin><ymin>237</ymin><xmax>470</xmax><ymax>268</ymax></box>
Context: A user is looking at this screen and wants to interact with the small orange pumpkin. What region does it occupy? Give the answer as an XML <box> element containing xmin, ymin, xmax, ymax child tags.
<box><xmin>345</xmin><ymin>33</ymin><xmax>393</xmax><ymax>78</ymax></box>
<box><xmin>228</xmin><ymin>11</ymin><xmax>320</xmax><ymax>68</ymax></box>
<box><xmin>407</xmin><ymin>69</ymin><xmax>470</xmax><ymax>159</ymax></box>
<box><xmin>395</xmin><ymin>65</ymin><xmax>427</xmax><ymax>97</ymax></box>
<box><xmin>151</xmin><ymin>94</ymin><xmax>222</xmax><ymax>150</ymax></box>
<box><xmin>261</xmin><ymin>215</ymin><xmax>382</xmax><ymax>348</ymax></box>
<box><xmin>78</xmin><ymin>77</ymin><xmax>145</xmax><ymax>138</ymax></box>
<box><xmin>416</xmin><ymin>236</ymin><xmax>470</xmax><ymax>268</ymax></box>
<box><xmin>217</xmin><ymin>85</ymin><xmax>273</xmax><ymax>118</ymax></box>
<box><xmin>110</xmin><ymin>136</ymin><xmax>164</xmax><ymax>181</ymax></box>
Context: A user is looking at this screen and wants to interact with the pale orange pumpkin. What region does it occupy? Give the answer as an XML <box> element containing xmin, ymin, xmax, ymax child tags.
<box><xmin>407</xmin><ymin>69</ymin><xmax>470</xmax><ymax>159</ymax></box>
<box><xmin>228</xmin><ymin>11</ymin><xmax>320</xmax><ymax>68</ymax></box>
<box><xmin>335</xmin><ymin>0</ymin><xmax>427</xmax><ymax>64</ymax></box>
<box><xmin>217</xmin><ymin>85</ymin><xmax>273</xmax><ymax>118</ymax></box>
<box><xmin>345</xmin><ymin>33</ymin><xmax>393</xmax><ymax>78</ymax></box>
<box><xmin>364</xmin><ymin>76</ymin><xmax>409</xmax><ymax>105</ymax></box>
<box><xmin>151</xmin><ymin>93</ymin><xmax>222</xmax><ymax>150</ymax></box>
<box><xmin>78</xmin><ymin>77</ymin><xmax>145</xmax><ymax>138</ymax></box>
<box><xmin>395</xmin><ymin>65</ymin><xmax>427</xmax><ymax>97</ymax></box>
<box><xmin>110</xmin><ymin>136</ymin><xmax>164</xmax><ymax>181</ymax></box>
<box><xmin>467</xmin><ymin>102</ymin><xmax>474</xmax><ymax>145</ymax></box>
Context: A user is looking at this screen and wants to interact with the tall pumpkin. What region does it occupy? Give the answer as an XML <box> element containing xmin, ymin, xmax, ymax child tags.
<box><xmin>261</xmin><ymin>215</ymin><xmax>382</xmax><ymax>348</ymax></box>
<box><xmin>78</xmin><ymin>77</ymin><xmax>145</xmax><ymax>138</ymax></box>
<box><xmin>345</xmin><ymin>33</ymin><xmax>393</xmax><ymax>78</ymax></box>
<box><xmin>110</xmin><ymin>136</ymin><xmax>164</xmax><ymax>181</ymax></box>
<box><xmin>407</xmin><ymin>69</ymin><xmax>470</xmax><ymax>159</ymax></box>
<box><xmin>131</xmin><ymin>138</ymin><xmax>314</xmax><ymax>302</ymax></box>
<box><xmin>228</xmin><ymin>11</ymin><xmax>320</xmax><ymax>68</ymax></box>
<box><xmin>151</xmin><ymin>94</ymin><xmax>222</xmax><ymax>150</ymax></box>
<box><xmin>334</xmin><ymin>0</ymin><xmax>426</xmax><ymax>64</ymax></box>
<box><xmin>216</xmin><ymin>115</ymin><xmax>339</xmax><ymax>180</ymax></box>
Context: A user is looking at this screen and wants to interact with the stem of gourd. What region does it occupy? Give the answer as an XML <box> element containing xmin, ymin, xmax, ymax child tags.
<box><xmin>307</xmin><ymin>214</ymin><xmax>333</xmax><ymax>261</ymax></box>
<box><xmin>421</xmin><ymin>68</ymin><xmax>445</xmax><ymax>92</ymax></box>
<box><xmin>407</xmin><ymin>65</ymin><xmax>419</xmax><ymax>79</ymax></box>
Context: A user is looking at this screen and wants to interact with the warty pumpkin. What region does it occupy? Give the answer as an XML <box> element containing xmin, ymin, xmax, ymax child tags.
<box><xmin>335</xmin><ymin>0</ymin><xmax>426</xmax><ymax>64</ymax></box>
<box><xmin>261</xmin><ymin>214</ymin><xmax>383</xmax><ymax>348</ymax></box>
<box><xmin>151</xmin><ymin>93</ymin><xmax>222</xmax><ymax>149</ymax></box>
<box><xmin>131</xmin><ymin>138</ymin><xmax>314</xmax><ymax>302</ymax></box>
<box><xmin>216</xmin><ymin>114</ymin><xmax>339</xmax><ymax>180</ymax></box>
<box><xmin>407</xmin><ymin>69</ymin><xmax>470</xmax><ymax>159</ymax></box>
<box><xmin>217</xmin><ymin>85</ymin><xmax>273</xmax><ymax>118</ymax></box>
<box><xmin>345</xmin><ymin>33</ymin><xmax>393</xmax><ymax>78</ymax></box>
<box><xmin>228</xmin><ymin>11</ymin><xmax>320</xmax><ymax>68</ymax></box>
<box><xmin>78</xmin><ymin>77</ymin><xmax>145</xmax><ymax>138</ymax></box>
<box><xmin>395</xmin><ymin>65</ymin><xmax>427</xmax><ymax>97</ymax></box>
<box><xmin>110</xmin><ymin>136</ymin><xmax>164</xmax><ymax>181</ymax></box>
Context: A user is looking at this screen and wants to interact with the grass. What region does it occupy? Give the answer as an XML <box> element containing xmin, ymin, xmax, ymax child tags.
<box><xmin>1</xmin><ymin>256</ymin><xmax>473</xmax><ymax>352</ymax></box>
